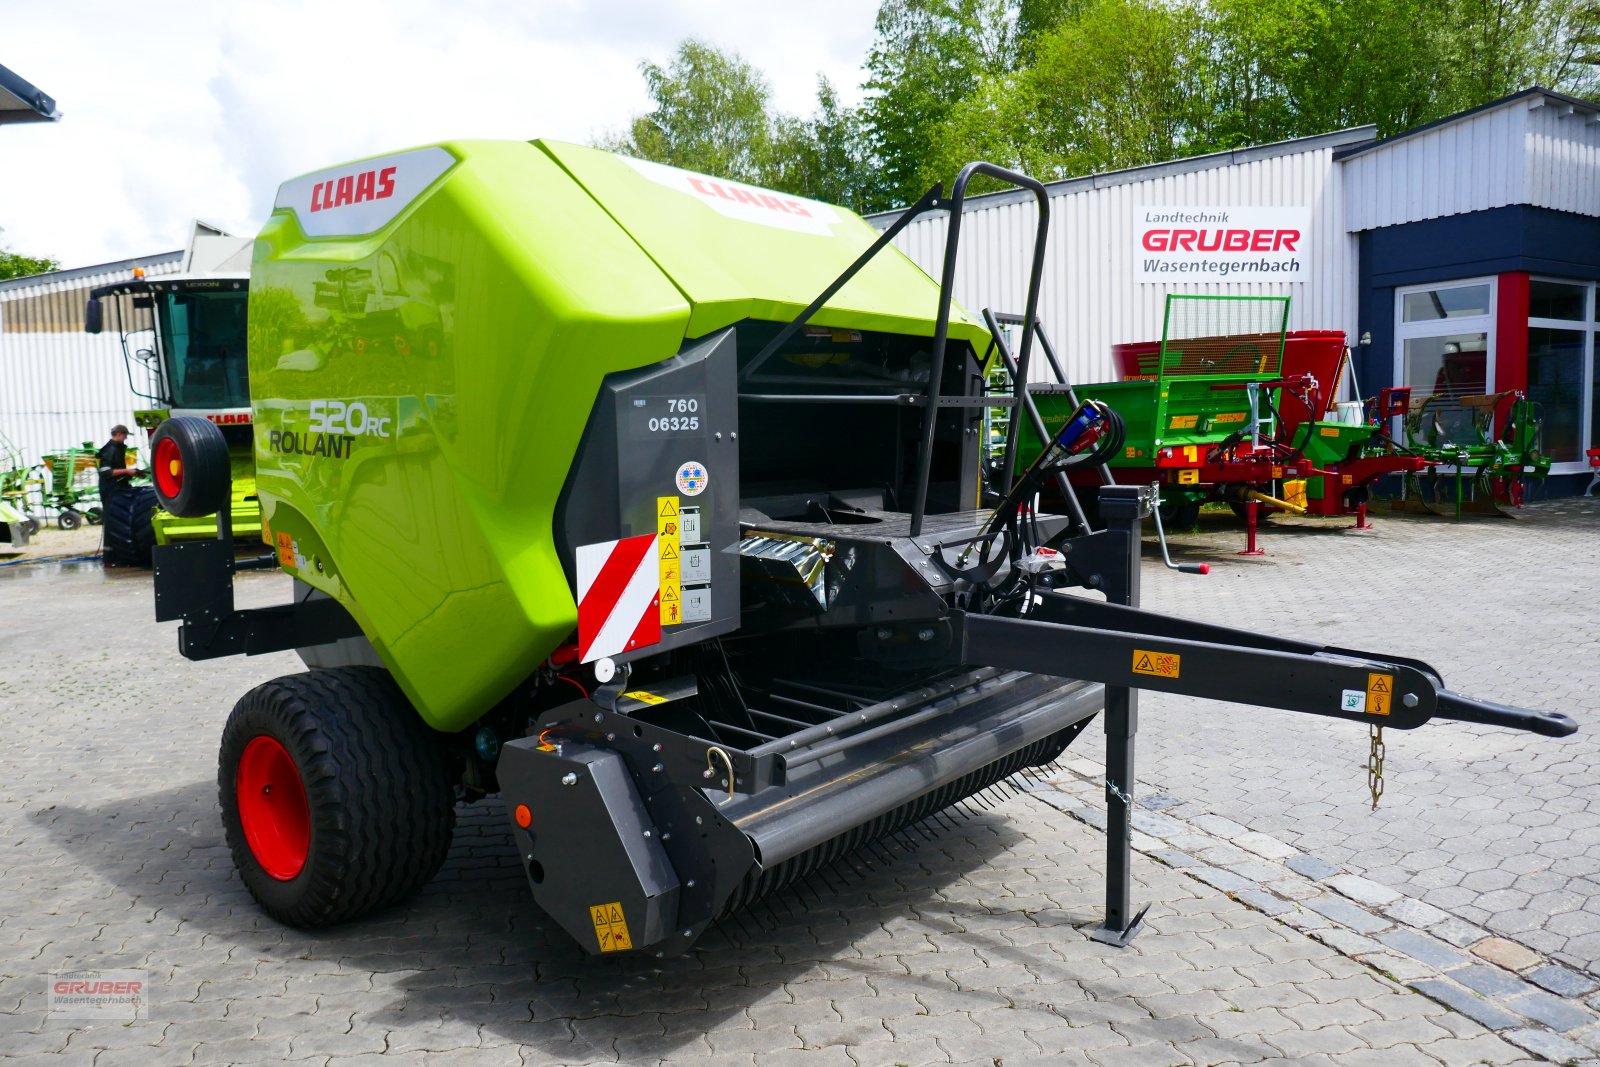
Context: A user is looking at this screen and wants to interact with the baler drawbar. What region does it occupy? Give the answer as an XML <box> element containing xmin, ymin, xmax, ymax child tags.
<box><xmin>145</xmin><ymin>143</ymin><xmax>1575</xmax><ymax>958</ymax></box>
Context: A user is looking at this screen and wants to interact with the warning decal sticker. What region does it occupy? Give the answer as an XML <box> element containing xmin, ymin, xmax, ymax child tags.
<box><xmin>1366</xmin><ymin>672</ymin><xmax>1393</xmax><ymax>716</ymax></box>
<box><xmin>658</xmin><ymin>495</ymin><xmax>682</xmax><ymax>625</ymax></box>
<box><xmin>1132</xmin><ymin>649</ymin><xmax>1182</xmax><ymax>679</ymax></box>
<box><xmin>590</xmin><ymin>902</ymin><xmax>633</xmax><ymax>953</ymax></box>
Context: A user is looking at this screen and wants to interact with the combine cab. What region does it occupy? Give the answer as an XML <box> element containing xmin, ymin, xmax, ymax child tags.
<box><xmin>84</xmin><ymin>228</ymin><xmax>262</xmax><ymax>565</ymax></box>
<box><xmin>145</xmin><ymin>145</ymin><xmax>1573</xmax><ymax>957</ymax></box>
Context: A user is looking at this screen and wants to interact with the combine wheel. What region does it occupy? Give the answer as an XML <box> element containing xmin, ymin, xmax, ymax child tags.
<box><xmin>57</xmin><ymin>509</ymin><xmax>82</xmax><ymax>531</ymax></box>
<box><xmin>218</xmin><ymin>667</ymin><xmax>456</xmax><ymax>928</ymax></box>
<box><xmin>102</xmin><ymin>487</ymin><xmax>158</xmax><ymax>566</ymax></box>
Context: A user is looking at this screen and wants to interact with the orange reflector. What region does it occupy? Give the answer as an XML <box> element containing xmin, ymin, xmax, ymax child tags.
<box><xmin>514</xmin><ymin>804</ymin><xmax>532</xmax><ymax>828</ymax></box>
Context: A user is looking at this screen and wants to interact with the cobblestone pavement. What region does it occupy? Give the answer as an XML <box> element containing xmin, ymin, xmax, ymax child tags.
<box><xmin>0</xmin><ymin>502</ymin><xmax>1590</xmax><ymax>1066</ymax></box>
<box><xmin>1075</xmin><ymin>497</ymin><xmax>1600</xmax><ymax>971</ymax></box>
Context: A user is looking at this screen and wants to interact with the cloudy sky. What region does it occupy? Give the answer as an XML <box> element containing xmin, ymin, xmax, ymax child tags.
<box><xmin>1</xmin><ymin>1</ymin><xmax>880</xmax><ymax>270</ymax></box>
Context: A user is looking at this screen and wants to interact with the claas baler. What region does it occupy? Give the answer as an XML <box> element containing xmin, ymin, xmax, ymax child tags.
<box><xmin>146</xmin><ymin>142</ymin><xmax>1576</xmax><ymax>957</ymax></box>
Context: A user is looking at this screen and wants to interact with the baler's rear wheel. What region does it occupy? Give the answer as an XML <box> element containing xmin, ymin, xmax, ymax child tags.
<box><xmin>218</xmin><ymin>667</ymin><xmax>455</xmax><ymax>928</ymax></box>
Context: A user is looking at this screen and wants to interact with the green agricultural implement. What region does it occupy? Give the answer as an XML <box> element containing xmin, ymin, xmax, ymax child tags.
<box><xmin>1394</xmin><ymin>389</ymin><xmax>1551</xmax><ymax>519</ymax></box>
<box><xmin>39</xmin><ymin>444</ymin><xmax>110</xmax><ymax>530</ymax></box>
<box><xmin>147</xmin><ymin>145</ymin><xmax>1573</xmax><ymax>956</ymax></box>
<box><xmin>996</xmin><ymin>298</ymin><xmax>1428</xmax><ymax>551</ymax></box>
<box><xmin>84</xmin><ymin>231</ymin><xmax>263</xmax><ymax>566</ymax></box>
<box><xmin>0</xmin><ymin>430</ymin><xmax>42</xmax><ymax>545</ymax></box>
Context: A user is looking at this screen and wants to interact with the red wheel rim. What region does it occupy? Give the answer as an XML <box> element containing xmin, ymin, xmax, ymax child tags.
<box><xmin>154</xmin><ymin>437</ymin><xmax>183</xmax><ymax>501</ymax></box>
<box><xmin>236</xmin><ymin>736</ymin><xmax>310</xmax><ymax>880</ymax></box>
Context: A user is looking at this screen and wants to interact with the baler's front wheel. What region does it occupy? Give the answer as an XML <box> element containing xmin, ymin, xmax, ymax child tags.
<box><xmin>218</xmin><ymin>667</ymin><xmax>456</xmax><ymax>928</ymax></box>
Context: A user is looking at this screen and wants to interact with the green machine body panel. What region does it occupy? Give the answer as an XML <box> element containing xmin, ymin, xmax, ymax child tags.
<box><xmin>249</xmin><ymin>140</ymin><xmax>990</xmax><ymax>731</ymax></box>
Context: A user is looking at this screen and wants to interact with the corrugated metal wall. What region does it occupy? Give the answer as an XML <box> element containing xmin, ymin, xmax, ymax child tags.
<box><xmin>1343</xmin><ymin>93</ymin><xmax>1600</xmax><ymax>233</ymax></box>
<box><xmin>1525</xmin><ymin>99</ymin><xmax>1600</xmax><ymax>218</ymax></box>
<box><xmin>1343</xmin><ymin>102</ymin><xmax>1530</xmax><ymax>232</ymax></box>
<box><xmin>882</xmin><ymin>136</ymin><xmax>1364</xmax><ymax>388</ymax></box>
<box><xmin>0</xmin><ymin>256</ymin><xmax>180</xmax><ymax>471</ymax></box>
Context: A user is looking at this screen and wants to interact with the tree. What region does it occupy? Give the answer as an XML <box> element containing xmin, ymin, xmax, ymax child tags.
<box><xmin>0</xmin><ymin>228</ymin><xmax>58</xmax><ymax>280</ymax></box>
<box><xmin>859</xmin><ymin>0</ymin><xmax>1019</xmax><ymax>210</ymax></box>
<box><xmin>920</xmin><ymin>0</ymin><xmax>1218</xmax><ymax>186</ymax></box>
<box><xmin>603</xmin><ymin>41</ymin><xmax>874</xmax><ymax>210</ymax></box>
<box><xmin>603</xmin><ymin>40</ymin><xmax>777</xmax><ymax>185</ymax></box>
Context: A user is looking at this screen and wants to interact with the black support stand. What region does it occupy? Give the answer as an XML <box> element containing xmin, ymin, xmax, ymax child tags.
<box><xmin>1090</xmin><ymin>485</ymin><xmax>1152</xmax><ymax>946</ymax></box>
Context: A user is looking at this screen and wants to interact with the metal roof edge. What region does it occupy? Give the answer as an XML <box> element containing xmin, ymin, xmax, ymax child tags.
<box><xmin>1332</xmin><ymin>86</ymin><xmax>1600</xmax><ymax>162</ymax></box>
<box><xmin>0</xmin><ymin>249</ymin><xmax>184</xmax><ymax>294</ymax></box>
<box><xmin>866</xmin><ymin>125</ymin><xmax>1379</xmax><ymax>224</ymax></box>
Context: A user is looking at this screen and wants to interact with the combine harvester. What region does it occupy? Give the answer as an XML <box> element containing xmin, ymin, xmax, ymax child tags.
<box><xmin>83</xmin><ymin>226</ymin><xmax>262</xmax><ymax>565</ymax></box>
<box><xmin>994</xmin><ymin>298</ymin><xmax>1430</xmax><ymax>554</ymax></box>
<box><xmin>145</xmin><ymin>144</ymin><xmax>1574</xmax><ymax>956</ymax></box>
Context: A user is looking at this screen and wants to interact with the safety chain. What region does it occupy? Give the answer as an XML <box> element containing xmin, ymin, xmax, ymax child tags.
<box><xmin>1368</xmin><ymin>722</ymin><xmax>1386</xmax><ymax>811</ymax></box>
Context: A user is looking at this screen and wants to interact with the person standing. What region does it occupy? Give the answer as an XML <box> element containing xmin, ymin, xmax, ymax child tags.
<box><xmin>96</xmin><ymin>424</ymin><xmax>138</xmax><ymax>504</ymax></box>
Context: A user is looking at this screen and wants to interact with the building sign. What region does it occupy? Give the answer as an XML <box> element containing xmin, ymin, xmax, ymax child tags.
<box><xmin>1135</xmin><ymin>207</ymin><xmax>1311</xmax><ymax>282</ymax></box>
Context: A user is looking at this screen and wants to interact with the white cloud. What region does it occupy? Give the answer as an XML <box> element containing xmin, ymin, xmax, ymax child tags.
<box><xmin>0</xmin><ymin>0</ymin><xmax>876</xmax><ymax>269</ymax></box>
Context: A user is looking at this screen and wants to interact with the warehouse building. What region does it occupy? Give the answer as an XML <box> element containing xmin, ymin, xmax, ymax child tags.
<box><xmin>876</xmin><ymin>87</ymin><xmax>1600</xmax><ymax>491</ymax></box>
<box><xmin>0</xmin><ymin>222</ymin><xmax>247</xmax><ymax>470</ymax></box>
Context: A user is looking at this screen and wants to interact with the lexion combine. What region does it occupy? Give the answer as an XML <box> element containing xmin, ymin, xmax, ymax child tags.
<box><xmin>143</xmin><ymin>142</ymin><xmax>1575</xmax><ymax>956</ymax></box>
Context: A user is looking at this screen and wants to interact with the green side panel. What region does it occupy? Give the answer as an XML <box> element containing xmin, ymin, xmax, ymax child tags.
<box><xmin>1300</xmin><ymin>422</ymin><xmax>1379</xmax><ymax>468</ymax></box>
<box><xmin>1016</xmin><ymin>381</ymin><xmax>1158</xmax><ymax>469</ymax></box>
<box><xmin>536</xmin><ymin>141</ymin><xmax>990</xmax><ymax>350</ymax></box>
<box><xmin>153</xmin><ymin>474</ymin><xmax>263</xmax><ymax>544</ymax></box>
<box><xmin>250</xmin><ymin>141</ymin><xmax>692</xmax><ymax>732</ymax></box>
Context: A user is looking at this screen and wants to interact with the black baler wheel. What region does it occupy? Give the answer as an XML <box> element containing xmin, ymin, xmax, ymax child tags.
<box><xmin>102</xmin><ymin>487</ymin><xmax>158</xmax><ymax>566</ymax></box>
<box><xmin>57</xmin><ymin>509</ymin><xmax>81</xmax><ymax>531</ymax></box>
<box><xmin>218</xmin><ymin>667</ymin><xmax>456</xmax><ymax>928</ymax></box>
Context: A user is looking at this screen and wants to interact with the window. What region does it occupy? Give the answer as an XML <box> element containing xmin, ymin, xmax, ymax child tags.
<box><xmin>1527</xmin><ymin>278</ymin><xmax>1598</xmax><ymax>469</ymax></box>
<box><xmin>1394</xmin><ymin>279</ymin><xmax>1496</xmax><ymax>446</ymax></box>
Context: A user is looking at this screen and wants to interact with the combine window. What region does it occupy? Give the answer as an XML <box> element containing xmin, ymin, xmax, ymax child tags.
<box><xmin>156</xmin><ymin>288</ymin><xmax>250</xmax><ymax>410</ymax></box>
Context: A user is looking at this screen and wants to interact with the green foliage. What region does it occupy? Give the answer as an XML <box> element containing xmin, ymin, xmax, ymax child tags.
<box><xmin>609</xmin><ymin>1</ymin><xmax>1600</xmax><ymax>218</ymax></box>
<box><xmin>603</xmin><ymin>40</ymin><xmax>874</xmax><ymax>211</ymax></box>
<box><xmin>0</xmin><ymin>228</ymin><xmax>58</xmax><ymax>280</ymax></box>
<box><xmin>860</xmin><ymin>0</ymin><xmax>1018</xmax><ymax>209</ymax></box>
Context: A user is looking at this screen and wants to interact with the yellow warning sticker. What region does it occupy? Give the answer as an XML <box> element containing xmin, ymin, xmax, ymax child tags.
<box><xmin>1214</xmin><ymin>412</ymin><xmax>1246</xmax><ymax>424</ymax></box>
<box><xmin>1320</xmin><ymin>426</ymin><xmax>1341</xmax><ymax>437</ymax></box>
<box><xmin>590</xmin><ymin>902</ymin><xmax>633</xmax><ymax>953</ymax></box>
<box><xmin>1169</xmin><ymin>414</ymin><xmax>1198</xmax><ymax>430</ymax></box>
<box><xmin>1177</xmin><ymin>469</ymin><xmax>1200</xmax><ymax>485</ymax></box>
<box><xmin>1132</xmin><ymin>649</ymin><xmax>1181</xmax><ymax>679</ymax></box>
<box><xmin>622</xmin><ymin>690</ymin><xmax>668</xmax><ymax>706</ymax></box>
<box><xmin>658</xmin><ymin>497</ymin><xmax>682</xmax><ymax>625</ymax></box>
<box><xmin>276</xmin><ymin>532</ymin><xmax>295</xmax><ymax>569</ymax></box>
<box><xmin>1341</xmin><ymin>474</ymin><xmax>1353</xmax><ymax>485</ymax></box>
<box><xmin>1271</xmin><ymin>466</ymin><xmax>1284</xmax><ymax>479</ymax></box>
<box><xmin>1366</xmin><ymin>672</ymin><xmax>1393</xmax><ymax>716</ymax></box>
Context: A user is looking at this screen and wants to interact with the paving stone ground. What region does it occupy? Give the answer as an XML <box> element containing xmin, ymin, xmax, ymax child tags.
<box><xmin>1076</xmin><ymin>497</ymin><xmax>1600</xmax><ymax>970</ymax></box>
<box><xmin>0</xmin><ymin>499</ymin><xmax>1591</xmax><ymax>1066</ymax></box>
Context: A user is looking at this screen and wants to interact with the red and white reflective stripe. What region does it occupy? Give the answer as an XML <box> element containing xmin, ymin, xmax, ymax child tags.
<box><xmin>576</xmin><ymin>534</ymin><xmax>661</xmax><ymax>663</ymax></box>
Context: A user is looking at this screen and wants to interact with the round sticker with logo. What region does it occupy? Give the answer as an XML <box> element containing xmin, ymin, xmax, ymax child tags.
<box><xmin>675</xmin><ymin>461</ymin><xmax>708</xmax><ymax>497</ymax></box>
